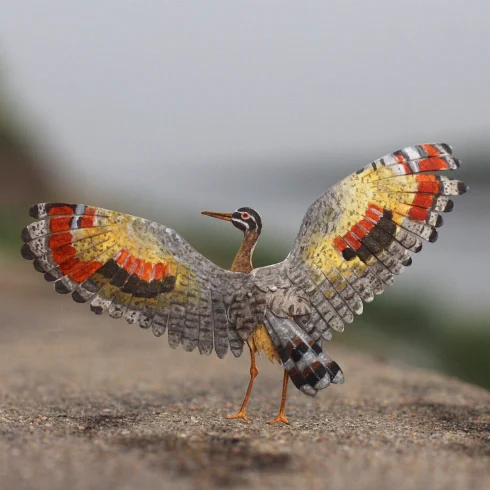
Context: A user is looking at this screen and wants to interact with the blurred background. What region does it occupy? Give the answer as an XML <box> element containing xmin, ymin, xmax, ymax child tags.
<box><xmin>1</xmin><ymin>2</ymin><xmax>489</xmax><ymax>389</ymax></box>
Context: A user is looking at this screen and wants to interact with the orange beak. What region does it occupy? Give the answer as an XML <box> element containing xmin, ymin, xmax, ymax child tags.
<box><xmin>201</xmin><ymin>211</ymin><xmax>233</xmax><ymax>222</ymax></box>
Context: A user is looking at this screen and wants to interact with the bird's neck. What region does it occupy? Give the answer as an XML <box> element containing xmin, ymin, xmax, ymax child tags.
<box><xmin>231</xmin><ymin>231</ymin><xmax>260</xmax><ymax>273</ymax></box>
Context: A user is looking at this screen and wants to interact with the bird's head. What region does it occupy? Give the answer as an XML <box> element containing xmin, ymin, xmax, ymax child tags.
<box><xmin>201</xmin><ymin>207</ymin><xmax>262</xmax><ymax>235</ymax></box>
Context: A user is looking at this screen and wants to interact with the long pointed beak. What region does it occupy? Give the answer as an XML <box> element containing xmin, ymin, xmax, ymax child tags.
<box><xmin>201</xmin><ymin>211</ymin><xmax>233</xmax><ymax>222</ymax></box>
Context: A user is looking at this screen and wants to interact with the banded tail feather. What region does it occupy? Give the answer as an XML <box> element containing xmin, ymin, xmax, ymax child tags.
<box><xmin>263</xmin><ymin>310</ymin><xmax>343</xmax><ymax>396</ymax></box>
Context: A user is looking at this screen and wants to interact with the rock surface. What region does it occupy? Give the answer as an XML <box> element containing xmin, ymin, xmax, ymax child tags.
<box><xmin>0</xmin><ymin>259</ymin><xmax>489</xmax><ymax>489</ymax></box>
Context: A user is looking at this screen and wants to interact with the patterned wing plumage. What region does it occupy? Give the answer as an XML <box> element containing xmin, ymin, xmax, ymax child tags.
<box><xmin>20</xmin><ymin>203</ymin><xmax>257</xmax><ymax>358</ymax></box>
<box><xmin>20</xmin><ymin>142</ymin><xmax>467</xmax><ymax>397</ymax></box>
<box><xmin>254</xmin><ymin>142</ymin><xmax>467</xmax><ymax>344</ymax></box>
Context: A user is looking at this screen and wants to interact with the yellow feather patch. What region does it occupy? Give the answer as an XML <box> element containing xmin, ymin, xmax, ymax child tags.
<box><xmin>248</xmin><ymin>324</ymin><xmax>280</xmax><ymax>363</ymax></box>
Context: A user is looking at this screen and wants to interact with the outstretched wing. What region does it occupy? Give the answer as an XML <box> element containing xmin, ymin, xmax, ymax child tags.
<box><xmin>253</xmin><ymin>143</ymin><xmax>467</xmax><ymax>341</ymax></box>
<box><xmin>21</xmin><ymin>203</ymin><xmax>255</xmax><ymax>358</ymax></box>
<box><xmin>19</xmin><ymin>143</ymin><xmax>467</xmax><ymax>371</ymax></box>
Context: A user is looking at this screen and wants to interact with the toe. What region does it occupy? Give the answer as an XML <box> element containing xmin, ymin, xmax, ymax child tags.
<box><xmin>226</xmin><ymin>412</ymin><xmax>250</xmax><ymax>423</ymax></box>
<box><xmin>267</xmin><ymin>415</ymin><xmax>289</xmax><ymax>425</ymax></box>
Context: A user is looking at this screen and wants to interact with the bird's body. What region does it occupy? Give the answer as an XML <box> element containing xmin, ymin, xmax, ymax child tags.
<box><xmin>21</xmin><ymin>143</ymin><xmax>467</xmax><ymax>423</ymax></box>
<box><xmin>226</xmin><ymin>225</ymin><xmax>278</xmax><ymax>364</ymax></box>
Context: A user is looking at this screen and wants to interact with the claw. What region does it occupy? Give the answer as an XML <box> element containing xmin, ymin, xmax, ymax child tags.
<box><xmin>226</xmin><ymin>411</ymin><xmax>250</xmax><ymax>424</ymax></box>
<box><xmin>267</xmin><ymin>414</ymin><xmax>289</xmax><ymax>425</ymax></box>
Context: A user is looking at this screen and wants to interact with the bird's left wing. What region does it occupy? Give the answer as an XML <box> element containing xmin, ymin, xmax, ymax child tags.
<box><xmin>252</xmin><ymin>143</ymin><xmax>467</xmax><ymax>341</ymax></box>
<box><xmin>21</xmin><ymin>203</ymin><xmax>260</xmax><ymax>358</ymax></box>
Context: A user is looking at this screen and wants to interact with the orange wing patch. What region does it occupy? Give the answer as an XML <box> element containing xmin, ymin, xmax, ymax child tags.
<box><xmin>328</xmin><ymin>143</ymin><xmax>467</xmax><ymax>275</ymax></box>
<box><xmin>21</xmin><ymin>203</ymin><xmax>180</xmax><ymax>305</ymax></box>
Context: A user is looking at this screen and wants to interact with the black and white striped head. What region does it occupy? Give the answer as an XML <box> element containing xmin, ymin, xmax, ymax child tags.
<box><xmin>201</xmin><ymin>207</ymin><xmax>262</xmax><ymax>234</ymax></box>
<box><xmin>230</xmin><ymin>207</ymin><xmax>262</xmax><ymax>234</ymax></box>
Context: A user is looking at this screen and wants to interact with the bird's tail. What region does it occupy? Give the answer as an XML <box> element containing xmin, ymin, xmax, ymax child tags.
<box><xmin>263</xmin><ymin>309</ymin><xmax>344</xmax><ymax>396</ymax></box>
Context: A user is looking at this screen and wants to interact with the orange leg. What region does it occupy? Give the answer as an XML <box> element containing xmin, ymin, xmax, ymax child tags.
<box><xmin>226</xmin><ymin>344</ymin><xmax>258</xmax><ymax>423</ymax></box>
<box><xmin>268</xmin><ymin>370</ymin><xmax>289</xmax><ymax>425</ymax></box>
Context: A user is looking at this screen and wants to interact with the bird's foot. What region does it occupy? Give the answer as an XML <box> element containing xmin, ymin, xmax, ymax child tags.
<box><xmin>226</xmin><ymin>411</ymin><xmax>250</xmax><ymax>424</ymax></box>
<box><xmin>267</xmin><ymin>413</ymin><xmax>289</xmax><ymax>425</ymax></box>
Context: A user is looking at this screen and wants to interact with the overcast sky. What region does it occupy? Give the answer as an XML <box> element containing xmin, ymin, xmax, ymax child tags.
<box><xmin>2</xmin><ymin>1</ymin><xmax>489</xmax><ymax>171</ymax></box>
<box><xmin>2</xmin><ymin>1</ymin><xmax>490</xmax><ymax>311</ymax></box>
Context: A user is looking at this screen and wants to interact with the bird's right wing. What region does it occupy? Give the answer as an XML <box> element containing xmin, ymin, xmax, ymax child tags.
<box><xmin>252</xmin><ymin>143</ymin><xmax>467</xmax><ymax>341</ymax></box>
<box><xmin>21</xmin><ymin>203</ymin><xmax>265</xmax><ymax>359</ymax></box>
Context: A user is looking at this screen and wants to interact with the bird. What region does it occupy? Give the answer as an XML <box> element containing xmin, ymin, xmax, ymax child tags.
<box><xmin>20</xmin><ymin>142</ymin><xmax>467</xmax><ymax>424</ymax></box>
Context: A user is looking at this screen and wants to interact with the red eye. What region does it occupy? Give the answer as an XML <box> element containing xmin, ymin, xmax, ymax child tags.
<box><xmin>241</xmin><ymin>212</ymin><xmax>249</xmax><ymax>219</ymax></box>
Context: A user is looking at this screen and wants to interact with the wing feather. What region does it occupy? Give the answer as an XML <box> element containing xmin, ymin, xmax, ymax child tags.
<box><xmin>21</xmin><ymin>203</ymin><xmax>253</xmax><ymax>358</ymax></box>
<box><xmin>21</xmin><ymin>143</ymin><xmax>467</xmax><ymax>364</ymax></box>
<box><xmin>252</xmin><ymin>142</ymin><xmax>467</xmax><ymax>342</ymax></box>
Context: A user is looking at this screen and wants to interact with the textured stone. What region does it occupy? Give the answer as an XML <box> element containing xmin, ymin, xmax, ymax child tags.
<box><xmin>0</xmin><ymin>258</ymin><xmax>489</xmax><ymax>490</ymax></box>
